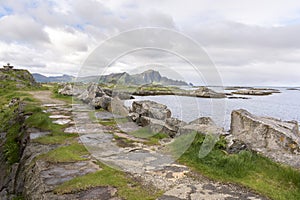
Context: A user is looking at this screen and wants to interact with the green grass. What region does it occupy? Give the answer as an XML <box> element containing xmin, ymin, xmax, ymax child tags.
<box><xmin>179</xmin><ymin>134</ymin><xmax>300</xmax><ymax>200</ymax></box>
<box><xmin>3</xmin><ymin>123</ymin><xmax>22</xmax><ymax>165</ymax></box>
<box><xmin>99</xmin><ymin>119</ymin><xmax>117</xmax><ymax>126</ymax></box>
<box><xmin>51</xmin><ymin>84</ymin><xmax>72</xmax><ymax>103</ymax></box>
<box><xmin>12</xmin><ymin>196</ymin><xmax>24</xmax><ymax>200</ymax></box>
<box><xmin>166</xmin><ymin>132</ymin><xmax>196</xmax><ymax>158</ymax></box>
<box><xmin>25</xmin><ymin>107</ymin><xmax>78</xmax><ymax>145</ymax></box>
<box><xmin>33</xmin><ymin>133</ymin><xmax>77</xmax><ymax>145</ymax></box>
<box><xmin>54</xmin><ymin>162</ymin><xmax>163</xmax><ymax>200</ymax></box>
<box><xmin>40</xmin><ymin>143</ymin><xmax>89</xmax><ymax>163</ymax></box>
<box><xmin>0</xmin><ymin>79</ymin><xmax>42</xmax><ymax>165</ymax></box>
<box><xmin>145</xmin><ymin>133</ymin><xmax>168</xmax><ymax>145</ymax></box>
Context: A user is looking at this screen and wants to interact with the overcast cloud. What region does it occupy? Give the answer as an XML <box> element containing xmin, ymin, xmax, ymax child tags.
<box><xmin>0</xmin><ymin>0</ymin><xmax>300</xmax><ymax>86</ymax></box>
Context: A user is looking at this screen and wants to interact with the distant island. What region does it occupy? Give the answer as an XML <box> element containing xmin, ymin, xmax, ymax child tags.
<box><xmin>33</xmin><ymin>69</ymin><xmax>188</xmax><ymax>86</ymax></box>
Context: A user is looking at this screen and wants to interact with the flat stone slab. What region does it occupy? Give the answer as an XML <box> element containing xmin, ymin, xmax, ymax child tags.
<box><xmin>53</xmin><ymin>119</ymin><xmax>72</xmax><ymax>125</ymax></box>
<box><xmin>42</xmin><ymin>104</ymin><xmax>66</xmax><ymax>107</ymax></box>
<box><xmin>49</xmin><ymin>115</ymin><xmax>71</xmax><ymax>119</ymax></box>
<box><xmin>64</xmin><ymin>124</ymin><xmax>104</xmax><ymax>134</ymax></box>
<box><xmin>30</xmin><ymin>131</ymin><xmax>51</xmax><ymax>140</ymax></box>
<box><xmin>117</xmin><ymin>122</ymin><xmax>140</xmax><ymax>133</ymax></box>
<box><xmin>39</xmin><ymin>160</ymin><xmax>100</xmax><ymax>191</ymax></box>
<box><xmin>95</xmin><ymin>111</ymin><xmax>124</xmax><ymax>120</ymax></box>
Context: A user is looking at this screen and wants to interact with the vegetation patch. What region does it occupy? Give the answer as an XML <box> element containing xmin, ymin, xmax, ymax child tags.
<box><xmin>51</xmin><ymin>84</ymin><xmax>72</xmax><ymax>103</ymax></box>
<box><xmin>179</xmin><ymin>133</ymin><xmax>300</xmax><ymax>200</ymax></box>
<box><xmin>54</xmin><ymin>162</ymin><xmax>163</xmax><ymax>200</ymax></box>
<box><xmin>40</xmin><ymin>143</ymin><xmax>89</xmax><ymax>163</ymax></box>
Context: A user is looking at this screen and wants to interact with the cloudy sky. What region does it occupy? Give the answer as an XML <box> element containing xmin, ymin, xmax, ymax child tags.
<box><xmin>0</xmin><ymin>0</ymin><xmax>300</xmax><ymax>86</ymax></box>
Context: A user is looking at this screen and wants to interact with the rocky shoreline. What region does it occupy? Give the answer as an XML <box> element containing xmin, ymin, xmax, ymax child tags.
<box><xmin>59</xmin><ymin>83</ymin><xmax>300</xmax><ymax>168</ymax></box>
<box><xmin>59</xmin><ymin>83</ymin><xmax>282</xmax><ymax>102</ymax></box>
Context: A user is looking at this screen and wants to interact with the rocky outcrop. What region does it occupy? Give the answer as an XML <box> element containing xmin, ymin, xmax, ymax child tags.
<box><xmin>132</xmin><ymin>86</ymin><xmax>227</xmax><ymax>99</ymax></box>
<box><xmin>190</xmin><ymin>87</ymin><xmax>226</xmax><ymax>98</ymax></box>
<box><xmin>0</xmin><ymin>68</ymin><xmax>37</xmax><ymax>88</ymax></box>
<box><xmin>0</xmin><ymin>100</ymin><xmax>30</xmax><ymax>199</ymax></box>
<box><xmin>77</xmin><ymin>83</ymin><xmax>105</xmax><ymax>103</ymax></box>
<box><xmin>230</xmin><ymin>109</ymin><xmax>300</xmax><ymax>167</ymax></box>
<box><xmin>91</xmin><ymin>95</ymin><xmax>112</xmax><ymax>110</ymax></box>
<box><xmin>131</xmin><ymin>100</ymin><xmax>171</xmax><ymax>121</ymax></box>
<box><xmin>58</xmin><ymin>84</ymin><xmax>74</xmax><ymax>96</ymax></box>
<box><xmin>98</xmin><ymin>69</ymin><xmax>188</xmax><ymax>86</ymax></box>
<box><xmin>129</xmin><ymin>101</ymin><xmax>225</xmax><ymax>138</ymax></box>
<box><xmin>232</xmin><ymin>88</ymin><xmax>280</xmax><ymax>96</ymax></box>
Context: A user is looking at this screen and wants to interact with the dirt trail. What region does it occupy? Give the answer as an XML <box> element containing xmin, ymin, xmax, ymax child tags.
<box><xmin>28</xmin><ymin>90</ymin><xmax>66</xmax><ymax>104</ymax></box>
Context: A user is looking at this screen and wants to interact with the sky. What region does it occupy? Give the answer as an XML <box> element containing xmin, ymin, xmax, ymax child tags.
<box><xmin>0</xmin><ymin>0</ymin><xmax>300</xmax><ymax>86</ymax></box>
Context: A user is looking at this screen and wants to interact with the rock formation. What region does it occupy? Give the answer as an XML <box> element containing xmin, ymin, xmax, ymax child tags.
<box><xmin>230</xmin><ymin>109</ymin><xmax>300</xmax><ymax>167</ymax></box>
<box><xmin>190</xmin><ymin>86</ymin><xmax>226</xmax><ymax>98</ymax></box>
<box><xmin>0</xmin><ymin>67</ymin><xmax>37</xmax><ymax>88</ymax></box>
<box><xmin>232</xmin><ymin>88</ymin><xmax>280</xmax><ymax>96</ymax></box>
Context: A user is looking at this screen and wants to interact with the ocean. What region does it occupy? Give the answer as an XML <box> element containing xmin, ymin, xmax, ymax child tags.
<box><xmin>124</xmin><ymin>87</ymin><xmax>300</xmax><ymax>131</ymax></box>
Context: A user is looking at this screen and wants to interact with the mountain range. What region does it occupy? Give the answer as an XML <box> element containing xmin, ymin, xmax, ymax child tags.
<box><xmin>33</xmin><ymin>70</ymin><xmax>188</xmax><ymax>86</ymax></box>
<box><xmin>32</xmin><ymin>73</ymin><xmax>75</xmax><ymax>83</ymax></box>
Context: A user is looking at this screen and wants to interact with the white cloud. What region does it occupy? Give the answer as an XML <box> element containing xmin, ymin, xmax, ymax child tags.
<box><xmin>0</xmin><ymin>14</ymin><xmax>49</xmax><ymax>44</ymax></box>
<box><xmin>0</xmin><ymin>0</ymin><xmax>299</xmax><ymax>85</ymax></box>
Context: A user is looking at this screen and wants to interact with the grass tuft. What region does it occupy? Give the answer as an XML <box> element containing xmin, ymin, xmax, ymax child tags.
<box><xmin>40</xmin><ymin>143</ymin><xmax>89</xmax><ymax>163</ymax></box>
<box><xmin>179</xmin><ymin>133</ymin><xmax>300</xmax><ymax>200</ymax></box>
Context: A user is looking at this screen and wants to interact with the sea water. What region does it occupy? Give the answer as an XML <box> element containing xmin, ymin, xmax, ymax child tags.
<box><xmin>125</xmin><ymin>88</ymin><xmax>300</xmax><ymax>131</ymax></box>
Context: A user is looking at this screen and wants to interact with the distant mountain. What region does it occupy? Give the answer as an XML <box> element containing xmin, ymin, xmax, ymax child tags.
<box><xmin>33</xmin><ymin>73</ymin><xmax>74</xmax><ymax>83</ymax></box>
<box><xmin>98</xmin><ymin>70</ymin><xmax>188</xmax><ymax>86</ymax></box>
<box><xmin>33</xmin><ymin>70</ymin><xmax>188</xmax><ymax>86</ymax></box>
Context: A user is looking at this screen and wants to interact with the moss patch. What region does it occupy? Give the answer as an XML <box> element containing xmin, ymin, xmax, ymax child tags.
<box><xmin>40</xmin><ymin>143</ymin><xmax>89</xmax><ymax>163</ymax></box>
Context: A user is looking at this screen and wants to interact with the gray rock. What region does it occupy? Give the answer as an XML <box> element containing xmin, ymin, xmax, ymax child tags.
<box><xmin>132</xmin><ymin>100</ymin><xmax>171</xmax><ymax>121</ymax></box>
<box><xmin>139</xmin><ymin>116</ymin><xmax>166</xmax><ymax>133</ymax></box>
<box><xmin>91</xmin><ymin>95</ymin><xmax>112</xmax><ymax>110</ymax></box>
<box><xmin>191</xmin><ymin>86</ymin><xmax>226</xmax><ymax>98</ymax></box>
<box><xmin>227</xmin><ymin>139</ymin><xmax>249</xmax><ymax>154</ymax></box>
<box><xmin>179</xmin><ymin>124</ymin><xmax>225</xmax><ymax>136</ymax></box>
<box><xmin>231</xmin><ymin>109</ymin><xmax>300</xmax><ymax>167</ymax></box>
<box><xmin>128</xmin><ymin>113</ymin><xmax>139</xmax><ymax>122</ymax></box>
<box><xmin>78</xmin><ymin>83</ymin><xmax>105</xmax><ymax>103</ymax></box>
<box><xmin>58</xmin><ymin>84</ymin><xmax>73</xmax><ymax>96</ymax></box>
<box><xmin>164</xmin><ymin>118</ymin><xmax>187</xmax><ymax>137</ymax></box>
<box><xmin>231</xmin><ymin>109</ymin><xmax>300</xmax><ymax>153</ymax></box>
<box><xmin>109</xmin><ymin>97</ymin><xmax>129</xmax><ymax>116</ymax></box>
<box><xmin>189</xmin><ymin>117</ymin><xmax>215</xmax><ymax>126</ymax></box>
<box><xmin>232</xmin><ymin>88</ymin><xmax>280</xmax><ymax>96</ymax></box>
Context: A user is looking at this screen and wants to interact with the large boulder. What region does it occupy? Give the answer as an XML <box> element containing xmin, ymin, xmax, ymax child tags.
<box><xmin>108</xmin><ymin>97</ymin><xmax>129</xmax><ymax>116</ymax></box>
<box><xmin>131</xmin><ymin>100</ymin><xmax>171</xmax><ymax>120</ymax></box>
<box><xmin>179</xmin><ymin>117</ymin><xmax>226</xmax><ymax>136</ymax></box>
<box><xmin>91</xmin><ymin>95</ymin><xmax>112</xmax><ymax>110</ymax></box>
<box><xmin>139</xmin><ymin>116</ymin><xmax>166</xmax><ymax>134</ymax></box>
<box><xmin>230</xmin><ymin>109</ymin><xmax>300</xmax><ymax>167</ymax></box>
<box><xmin>164</xmin><ymin>118</ymin><xmax>187</xmax><ymax>137</ymax></box>
<box><xmin>58</xmin><ymin>84</ymin><xmax>73</xmax><ymax>96</ymax></box>
<box><xmin>78</xmin><ymin>83</ymin><xmax>105</xmax><ymax>103</ymax></box>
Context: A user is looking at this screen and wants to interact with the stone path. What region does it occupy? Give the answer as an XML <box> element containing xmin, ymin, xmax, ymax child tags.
<box><xmin>27</xmin><ymin>91</ymin><xmax>268</xmax><ymax>200</ymax></box>
<box><xmin>70</xmin><ymin>103</ymin><xmax>267</xmax><ymax>200</ymax></box>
